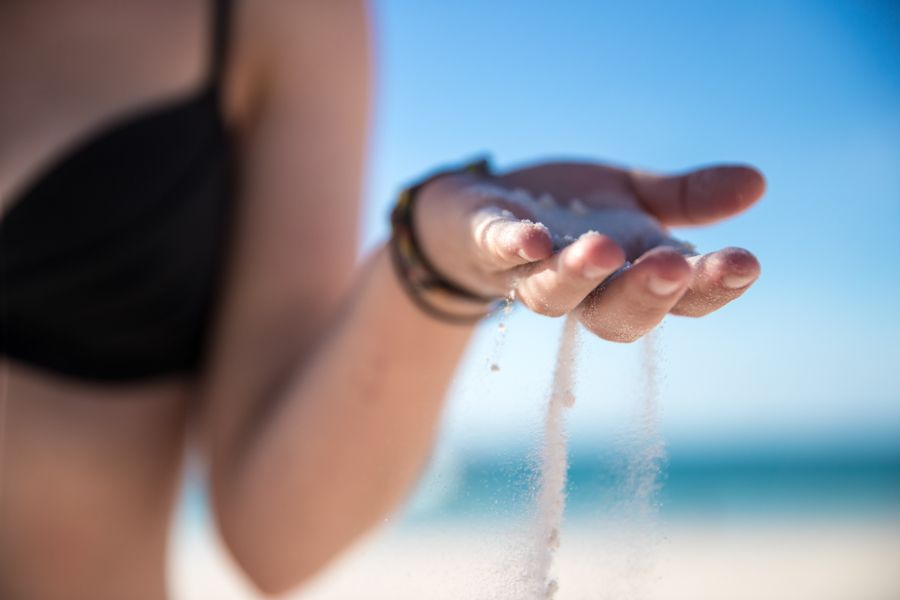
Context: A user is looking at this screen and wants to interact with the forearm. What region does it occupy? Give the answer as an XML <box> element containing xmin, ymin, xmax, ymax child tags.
<box><xmin>212</xmin><ymin>244</ymin><xmax>475</xmax><ymax>594</ymax></box>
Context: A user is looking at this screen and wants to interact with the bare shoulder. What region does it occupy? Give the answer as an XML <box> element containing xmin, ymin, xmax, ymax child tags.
<box><xmin>239</xmin><ymin>0</ymin><xmax>370</xmax><ymax>49</ymax></box>
<box><xmin>199</xmin><ymin>0</ymin><xmax>372</xmax><ymax>446</ymax></box>
<box><xmin>214</xmin><ymin>0</ymin><xmax>371</xmax><ymax>296</ymax></box>
<box><xmin>224</xmin><ymin>0</ymin><xmax>371</xmax><ymax>129</ymax></box>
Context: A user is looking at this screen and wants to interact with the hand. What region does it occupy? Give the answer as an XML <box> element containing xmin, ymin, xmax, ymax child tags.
<box><xmin>415</xmin><ymin>160</ymin><xmax>764</xmax><ymax>341</ymax></box>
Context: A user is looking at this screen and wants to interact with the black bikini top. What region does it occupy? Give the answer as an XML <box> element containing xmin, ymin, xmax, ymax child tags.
<box><xmin>0</xmin><ymin>0</ymin><xmax>236</xmax><ymax>381</ymax></box>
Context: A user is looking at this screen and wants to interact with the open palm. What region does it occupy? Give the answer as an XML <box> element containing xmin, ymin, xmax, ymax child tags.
<box><xmin>417</xmin><ymin>160</ymin><xmax>765</xmax><ymax>341</ymax></box>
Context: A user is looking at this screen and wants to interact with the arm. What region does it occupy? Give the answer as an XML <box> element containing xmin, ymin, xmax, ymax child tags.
<box><xmin>200</xmin><ymin>1</ymin><xmax>474</xmax><ymax>594</ymax></box>
<box><xmin>202</xmin><ymin>1</ymin><xmax>765</xmax><ymax>596</ymax></box>
<box><xmin>207</xmin><ymin>248</ymin><xmax>474</xmax><ymax>595</ymax></box>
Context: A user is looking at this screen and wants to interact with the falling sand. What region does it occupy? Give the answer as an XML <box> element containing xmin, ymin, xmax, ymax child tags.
<box><xmin>477</xmin><ymin>185</ymin><xmax>669</xmax><ymax>598</ymax></box>
<box><xmin>524</xmin><ymin>319</ymin><xmax>665</xmax><ymax>600</ymax></box>
<box><xmin>613</xmin><ymin>330</ymin><xmax>666</xmax><ymax>600</ymax></box>
<box><xmin>528</xmin><ymin>314</ymin><xmax>581</xmax><ymax>599</ymax></box>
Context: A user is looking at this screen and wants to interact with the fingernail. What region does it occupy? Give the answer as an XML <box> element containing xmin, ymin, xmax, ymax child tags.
<box><xmin>722</xmin><ymin>273</ymin><xmax>756</xmax><ymax>289</ymax></box>
<box><xmin>518</xmin><ymin>248</ymin><xmax>538</xmax><ymax>262</ymax></box>
<box><xmin>582</xmin><ymin>263</ymin><xmax>609</xmax><ymax>279</ymax></box>
<box><xmin>648</xmin><ymin>276</ymin><xmax>682</xmax><ymax>296</ymax></box>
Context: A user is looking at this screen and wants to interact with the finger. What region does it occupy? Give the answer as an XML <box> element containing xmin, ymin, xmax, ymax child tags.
<box><xmin>470</xmin><ymin>205</ymin><xmax>554</xmax><ymax>270</ymax></box>
<box><xmin>629</xmin><ymin>164</ymin><xmax>766</xmax><ymax>226</ymax></box>
<box><xmin>671</xmin><ymin>247</ymin><xmax>760</xmax><ymax>317</ymax></box>
<box><xmin>515</xmin><ymin>232</ymin><xmax>626</xmax><ymax>317</ymax></box>
<box><xmin>576</xmin><ymin>247</ymin><xmax>692</xmax><ymax>342</ymax></box>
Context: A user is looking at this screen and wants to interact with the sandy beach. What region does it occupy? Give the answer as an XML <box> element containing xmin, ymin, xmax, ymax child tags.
<box><xmin>169</xmin><ymin>516</ymin><xmax>900</xmax><ymax>600</ymax></box>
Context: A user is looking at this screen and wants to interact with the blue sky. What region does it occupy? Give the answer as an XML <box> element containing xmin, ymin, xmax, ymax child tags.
<box><xmin>362</xmin><ymin>0</ymin><xmax>900</xmax><ymax>454</ymax></box>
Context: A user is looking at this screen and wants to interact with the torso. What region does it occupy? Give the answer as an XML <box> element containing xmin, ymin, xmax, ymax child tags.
<box><xmin>0</xmin><ymin>365</ymin><xmax>192</xmax><ymax>600</ymax></box>
<box><xmin>0</xmin><ymin>0</ymin><xmax>209</xmax><ymax>215</ymax></box>
<box><xmin>0</xmin><ymin>1</ymin><xmax>247</xmax><ymax>597</ymax></box>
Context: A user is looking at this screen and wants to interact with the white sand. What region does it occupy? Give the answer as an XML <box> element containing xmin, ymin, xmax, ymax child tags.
<box><xmin>525</xmin><ymin>314</ymin><xmax>581</xmax><ymax>599</ymax></box>
<box><xmin>169</xmin><ymin>516</ymin><xmax>900</xmax><ymax>600</ymax></box>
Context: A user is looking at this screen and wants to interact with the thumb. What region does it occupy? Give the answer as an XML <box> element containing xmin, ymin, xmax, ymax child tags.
<box><xmin>630</xmin><ymin>165</ymin><xmax>766</xmax><ymax>226</ymax></box>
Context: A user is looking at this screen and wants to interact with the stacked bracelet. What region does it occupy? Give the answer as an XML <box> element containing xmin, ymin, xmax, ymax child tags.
<box><xmin>389</xmin><ymin>157</ymin><xmax>507</xmax><ymax>324</ymax></box>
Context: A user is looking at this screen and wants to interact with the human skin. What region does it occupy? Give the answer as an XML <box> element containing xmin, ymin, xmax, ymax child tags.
<box><xmin>0</xmin><ymin>1</ymin><xmax>762</xmax><ymax>598</ymax></box>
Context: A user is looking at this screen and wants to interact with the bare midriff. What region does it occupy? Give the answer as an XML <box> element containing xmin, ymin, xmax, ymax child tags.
<box><xmin>0</xmin><ymin>360</ymin><xmax>193</xmax><ymax>600</ymax></box>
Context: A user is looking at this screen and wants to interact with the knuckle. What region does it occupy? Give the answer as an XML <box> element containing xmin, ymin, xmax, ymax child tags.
<box><xmin>591</xmin><ymin>233</ymin><xmax>624</xmax><ymax>256</ymax></box>
<box><xmin>647</xmin><ymin>247</ymin><xmax>692</xmax><ymax>272</ymax></box>
<box><xmin>473</xmin><ymin>220</ymin><xmax>516</xmax><ymax>266</ymax></box>
<box><xmin>473</xmin><ymin>215</ymin><xmax>501</xmax><ymax>251</ymax></box>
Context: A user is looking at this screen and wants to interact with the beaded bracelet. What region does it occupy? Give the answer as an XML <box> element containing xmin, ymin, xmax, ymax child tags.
<box><xmin>389</xmin><ymin>157</ymin><xmax>507</xmax><ymax>324</ymax></box>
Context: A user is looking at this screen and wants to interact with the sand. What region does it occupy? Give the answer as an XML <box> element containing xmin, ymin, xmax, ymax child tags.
<box><xmin>169</xmin><ymin>516</ymin><xmax>900</xmax><ymax>600</ymax></box>
<box><xmin>526</xmin><ymin>314</ymin><xmax>581</xmax><ymax>599</ymax></box>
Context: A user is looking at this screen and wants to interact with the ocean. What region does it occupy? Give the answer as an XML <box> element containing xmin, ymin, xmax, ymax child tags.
<box><xmin>178</xmin><ymin>445</ymin><xmax>900</xmax><ymax>531</ymax></box>
<box><xmin>403</xmin><ymin>446</ymin><xmax>900</xmax><ymax>525</ymax></box>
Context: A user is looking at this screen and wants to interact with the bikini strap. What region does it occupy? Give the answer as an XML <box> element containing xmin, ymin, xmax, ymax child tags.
<box><xmin>210</xmin><ymin>0</ymin><xmax>233</xmax><ymax>92</ymax></box>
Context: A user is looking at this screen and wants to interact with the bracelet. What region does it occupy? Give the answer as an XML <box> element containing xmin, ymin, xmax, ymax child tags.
<box><xmin>389</xmin><ymin>157</ymin><xmax>507</xmax><ymax>324</ymax></box>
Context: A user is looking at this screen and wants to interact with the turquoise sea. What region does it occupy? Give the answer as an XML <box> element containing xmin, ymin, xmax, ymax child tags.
<box><xmin>409</xmin><ymin>449</ymin><xmax>900</xmax><ymax>522</ymax></box>
<box><xmin>179</xmin><ymin>446</ymin><xmax>900</xmax><ymax>530</ymax></box>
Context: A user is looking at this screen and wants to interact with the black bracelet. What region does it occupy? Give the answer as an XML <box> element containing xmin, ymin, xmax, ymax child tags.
<box><xmin>389</xmin><ymin>157</ymin><xmax>506</xmax><ymax>324</ymax></box>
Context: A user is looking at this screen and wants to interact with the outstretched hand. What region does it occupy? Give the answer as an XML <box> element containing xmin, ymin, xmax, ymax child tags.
<box><xmin>415</xmin><ymin>160</ymin><xmax>764</xmax><ymax>341</ymax></box>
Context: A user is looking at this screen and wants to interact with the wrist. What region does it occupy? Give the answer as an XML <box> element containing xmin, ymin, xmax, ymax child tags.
<box><xmin>389</xmin><ymin>157</ymin><xmax>505</xmax><ymax>324</ymax></box>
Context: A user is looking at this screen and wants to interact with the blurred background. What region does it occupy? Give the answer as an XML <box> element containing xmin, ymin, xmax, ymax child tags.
<box><xmin>172</xmin><ymin>1</ymin><xmax>900</xmax><ymax>598</ymax></box>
